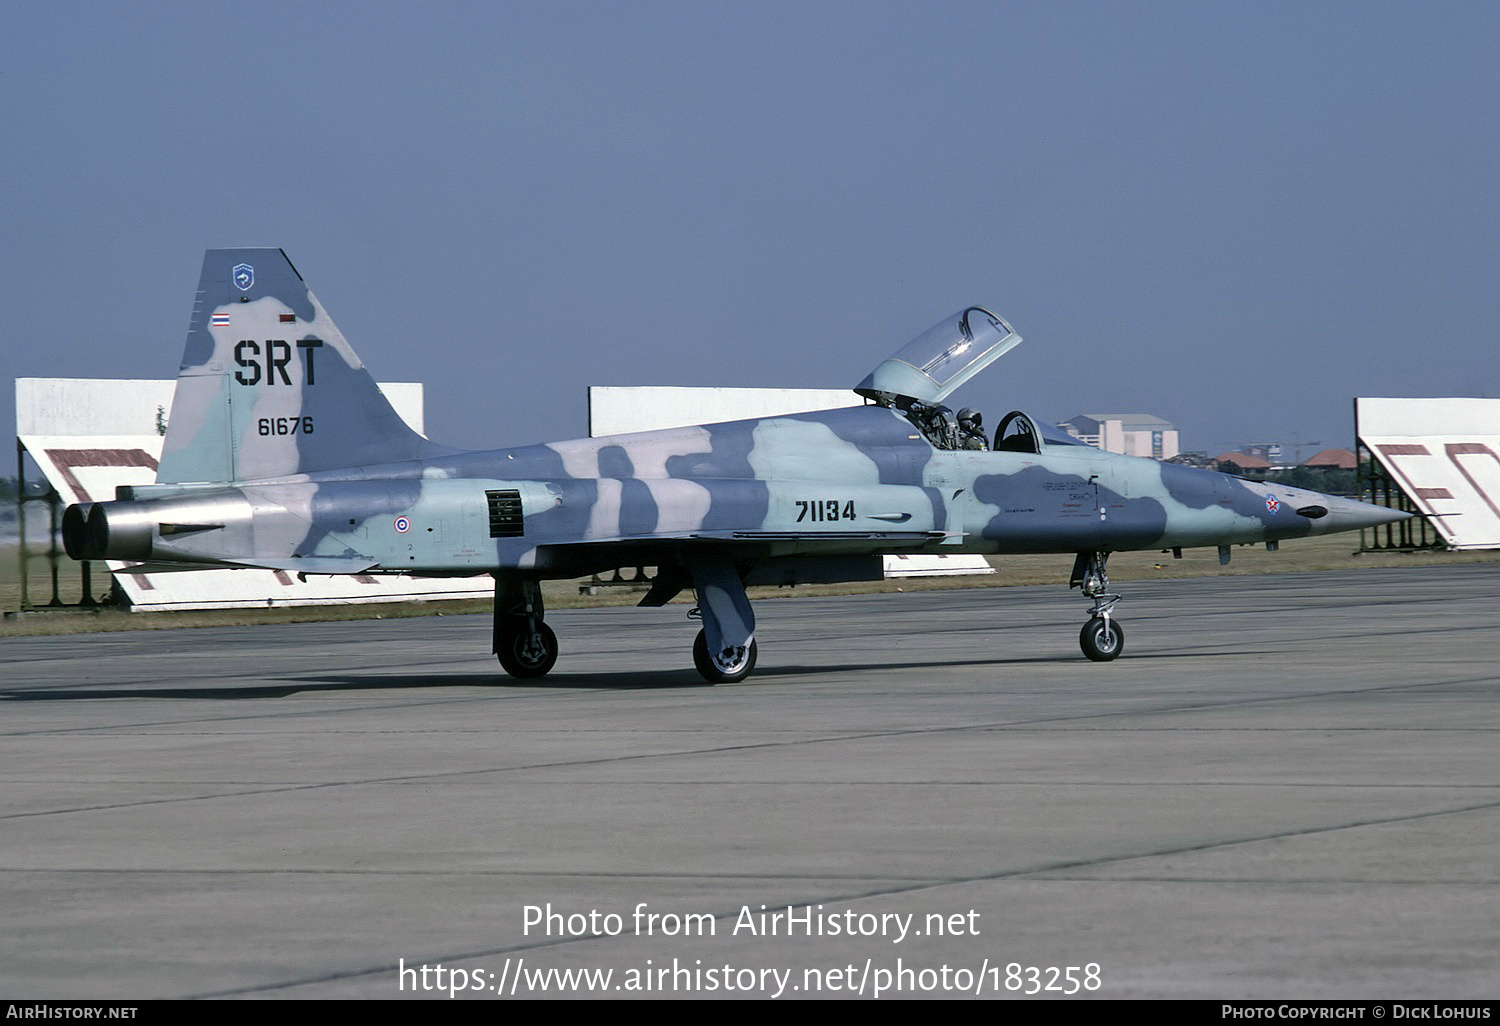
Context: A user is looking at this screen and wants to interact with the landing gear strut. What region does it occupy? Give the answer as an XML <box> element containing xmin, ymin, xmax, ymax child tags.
<box><xmin>1071</xmin><ymin>551</ymin><xmax>1124</xmax><ymax>662</ymax></box>
<box><xmin>493</xmin><ymin>577</ymin><xmax>558</xmax><ymax>678</ymax></box>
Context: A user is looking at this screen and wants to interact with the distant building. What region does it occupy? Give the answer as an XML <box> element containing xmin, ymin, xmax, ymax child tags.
<box><xmin>1302</xmin><ymin>448</ymin><xmax>1357</xmax><ymax>470</ymax></box>
<box><xmin>1216</xmin><ymin>451</ymin><xmax>1272</xmax><ymax>471</ymax></box>
<box><xmin>1058</xmin><ymin>413</ymin><xmax>1179</xmax><ymax>460</ymax></box>
<box><xmin>1239</xmin><ymin>443</ymin><xmax>1283</xmax><ymax>466</ymax></box>
<box><xmin>1167</xmin><ymin>451</ymin><xmax>1218</xmax><ymax>469</ymax></box>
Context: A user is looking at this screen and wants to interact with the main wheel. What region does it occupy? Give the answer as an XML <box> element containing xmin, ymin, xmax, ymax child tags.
<box><xmin>1079</xmin><ymin>617</ymin><xmax>1125</xmax><ymax>662</ymax></box>
<box><xmin>692</xmin><ymin>628</ymin><xmax>757</xmax><ymax>684</ymax></box>
<box><xmin>497</xmin><ymin>619</ymin><xmax>558</xmax><ymax>678</ymax></box>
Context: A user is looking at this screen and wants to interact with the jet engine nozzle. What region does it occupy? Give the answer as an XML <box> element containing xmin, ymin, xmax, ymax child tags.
<box><xmin>63</xmin><ymin>491</ymin><xmax>256</xmax><ymax>565</ymax></box>
<box><xmin>85</xmin><ymin>501</ymin><xmax>157</xmax><ymax>562</ymax></box>
<box><xmin>62</xmin><ymin>503</ymin><xmax>95</xmax><ymax>560</ymax></box>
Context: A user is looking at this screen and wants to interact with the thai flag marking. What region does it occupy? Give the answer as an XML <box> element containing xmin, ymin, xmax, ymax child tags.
<box><xmin>211</xmin><ymin>313</ymin><xmax>231</xmax><ymax>327</ymax></box>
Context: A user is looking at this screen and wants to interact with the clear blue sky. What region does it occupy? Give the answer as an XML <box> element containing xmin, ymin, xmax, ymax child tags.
<box><xmin>4</xmin><ymin>1</ymin><xmax>1496</xmax><ymax>460</ymax></box>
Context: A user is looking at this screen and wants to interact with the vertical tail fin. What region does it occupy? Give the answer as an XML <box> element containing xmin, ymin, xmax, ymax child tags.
<box><xmin>156</xmin><ymin>248</ymin><xmax>448</xmax><ymax>484</ymax></box>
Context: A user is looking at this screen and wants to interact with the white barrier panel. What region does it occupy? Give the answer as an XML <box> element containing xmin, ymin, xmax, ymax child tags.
<box><xmin>884</xmin><ymin>553</ymin><xmax>997</xmax><ymax>577</ymax></box>
<box><xmin>16</xmin><ymin>377</ymin><xmax>426</xmax><ymax>436</ymax></box>
<box><xmin>17</xmin><ymin>378</ymin><xmax>492</xmax><ymax>610</ymax></box>
<box><xmin>1357</xmin><ymin>397</ymin><xmax>1500</xmax><ymax>550</ymax></box>
<box><xmin>588</xmin><ymin>386</ymin><xmax>994</xmax><ymax>578</ymax></box>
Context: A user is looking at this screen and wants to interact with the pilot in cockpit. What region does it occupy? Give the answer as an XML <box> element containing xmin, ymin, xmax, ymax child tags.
<box><xmin>909</xmin><ymin>403</ymin><xmax>958</xmax><ymax>449</ymax></box>
<box><xmin>957</xmin><ymin>408</ymin><xmax>988</xmax><ymax>451</ymax></box>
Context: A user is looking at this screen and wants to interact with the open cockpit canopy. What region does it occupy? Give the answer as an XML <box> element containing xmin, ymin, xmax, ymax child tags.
<box><xmin>855</xmin><ymin>306</ymin><xmax>1021</xmax><ymax>409</ymax></box>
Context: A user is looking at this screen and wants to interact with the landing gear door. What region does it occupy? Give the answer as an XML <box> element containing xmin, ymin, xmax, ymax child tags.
<box><xmin>854</xmin><ymin>306</ymin><xmax>1021</xmax><ymax>409</ymax></box>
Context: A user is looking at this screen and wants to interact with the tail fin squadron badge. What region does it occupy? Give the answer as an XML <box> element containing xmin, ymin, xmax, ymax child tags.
<box><xmin>232</xmin><ymin>263</ymin><xmax>254</xmax><ymax>291</ymax></box>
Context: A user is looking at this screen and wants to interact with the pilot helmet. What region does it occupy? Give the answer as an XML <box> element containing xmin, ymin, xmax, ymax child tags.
<box><xmin>957</xmin><ymin>408</ymin><xmax>980</xmax><ymax>427</ymax></box>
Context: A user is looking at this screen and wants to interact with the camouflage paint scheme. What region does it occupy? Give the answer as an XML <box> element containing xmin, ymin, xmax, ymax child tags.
<box><xmin>65</xmin><ymin>249</ymin><xmax>1408</xmax><ymax>682</ymax></box>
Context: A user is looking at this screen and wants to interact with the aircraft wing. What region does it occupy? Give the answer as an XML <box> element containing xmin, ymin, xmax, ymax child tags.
<box><xmin>522</xmin><ymin>527</ymin><xmax>958</xmax><ymax>607</ymax></box>
<box><xmin>681</xmin><ymin>529</ymin><xmax>949</xmax><ymax>543</ymax></box>
<box><xmin>533</xmin><ymin>527</ymin><xmax>952</xmax><ymax>554</ymax></box>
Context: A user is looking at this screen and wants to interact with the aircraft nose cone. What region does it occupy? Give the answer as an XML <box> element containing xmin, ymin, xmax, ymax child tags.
<box><xmin>1323</xmin><ymin>498</ymin><xmax>1413</xmax><ymax>531</ymax></box>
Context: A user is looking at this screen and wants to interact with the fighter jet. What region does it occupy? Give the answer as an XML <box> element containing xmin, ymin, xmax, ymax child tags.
<box><xmin>63</xmin><ymin>249</ymin><xmax>1408</xmax><ymax>682</ymax></box>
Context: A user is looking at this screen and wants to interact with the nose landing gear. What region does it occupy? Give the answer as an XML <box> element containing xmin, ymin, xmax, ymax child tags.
<box><xmin>1079</xmin><ymin>614</ymin><xmax>1124</xmax><ymax>661</ymax></box>
<box><xmin>1071</xmin><ymin>551</ymin><xmax>1124</xmax><ymax>662</ymax></box>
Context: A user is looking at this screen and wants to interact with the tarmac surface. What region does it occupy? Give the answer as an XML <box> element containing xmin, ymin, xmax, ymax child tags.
<box><xmin>2</xmin><ymin>562</ymin><xmax>1497</xmax><ymax>1000</ymax></box>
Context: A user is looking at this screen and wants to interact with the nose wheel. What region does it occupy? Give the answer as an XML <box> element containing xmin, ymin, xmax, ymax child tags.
<box><xmin>1071</xmin><ymin>551</ymin><xmax>1124</xmax><ymax>661</ymax></box>
<box><xmin>1079</xmin><ymin>616</ymin><xmax>1124</xmax><ymax>661</ymax></box>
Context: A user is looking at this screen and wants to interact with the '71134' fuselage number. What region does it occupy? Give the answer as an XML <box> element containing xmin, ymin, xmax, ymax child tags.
<box><xmin>796</xmin><ymin>499</ymin><xmax>855</xmax><ymax>522</ymax></box>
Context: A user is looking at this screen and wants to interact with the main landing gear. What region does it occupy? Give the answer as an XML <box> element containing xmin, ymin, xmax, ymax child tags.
<box><xmin>684</xmin><ymin>557</ymin><xmax>757</xmax><ymax>684</ymax></box>
<box><xmin>640</xmin><ymin>559</ymin><xmax>759</xmax><ymax>684</ymax></box>
<box><xmin>493</xmin><ymin>577</ymin><xmax>558</xmax><ymax>678</ymax></box>
<box><xmin>492</xmin><ymin>562</ymin><xmax>760</xmax><ymax>684</ymax></box>
<box><xmin>1071</xmin><ymin>551</ymin><xmax>1124</xmax><ymax>662</ymax></box>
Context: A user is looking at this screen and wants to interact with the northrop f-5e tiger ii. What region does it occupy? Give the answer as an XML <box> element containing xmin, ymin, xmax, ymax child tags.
<box><xmin>63</xmin><ymin>249</ymin><xmax>1408</xmax><ymax>682</ymax></box>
